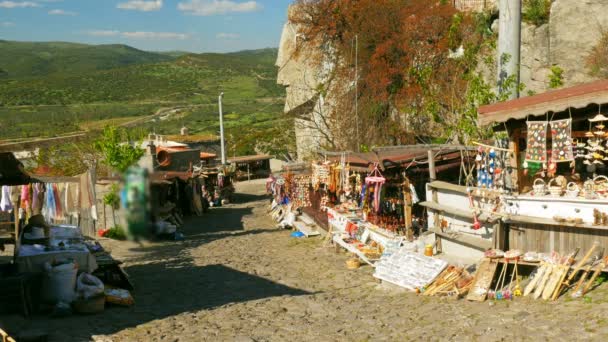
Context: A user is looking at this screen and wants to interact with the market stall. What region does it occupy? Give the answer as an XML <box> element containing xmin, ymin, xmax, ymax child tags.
<box><xmin>477</xmin><ymin>79</ymin><xmax>608</xmax><ymax>254</ymax></box>
<box><xmin>267</xmin><ymin>145</ymin><xmax>474</xmax><ymax>265</ymax></box>
<box><xmin>0</xmin><ymin>152</ymin><xmax>132</xmax><ymax>316</ymax></box>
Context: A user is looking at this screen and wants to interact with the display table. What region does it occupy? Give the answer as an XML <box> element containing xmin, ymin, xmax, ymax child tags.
<box><xmin>16</xmin><ymin>244</ymin><xmax>98</xmax><ymax>273</ymax></box>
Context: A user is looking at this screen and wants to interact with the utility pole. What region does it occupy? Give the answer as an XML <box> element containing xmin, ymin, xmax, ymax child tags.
<box><xmin>355</xmin><ymin>34</ymin><xmax>360</xmax><ymax>152</ymax></box>
<box><xmin>497</xmin><ymin>0</ymin><xmax>522</xmax><ymax>99</ymax></box>
<box><xmin>218</xmin><ymin>92</ymin><xmax>226</xmax><ymax>165</ymax></box>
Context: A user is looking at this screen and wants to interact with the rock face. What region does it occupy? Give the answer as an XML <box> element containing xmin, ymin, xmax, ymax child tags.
<box><xmin>517</xmin><ymin>0</ymin><xmax>608</xmax><ymax>94</ymax></box>
<box><xmin>275</xmin><ymin>6</ymin><xmax>336</xmax><ymax>161</ymax></box>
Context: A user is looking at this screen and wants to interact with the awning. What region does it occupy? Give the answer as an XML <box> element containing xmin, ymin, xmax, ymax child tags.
<box><xmin>478</xmin><ymin>79</ymin><xmax>608</xmax><ymax>126</ymax></box>
<box><xmin>228</xmin><ymin>155</ymin><xmax>273</xmax><ymax>163</ymax></box>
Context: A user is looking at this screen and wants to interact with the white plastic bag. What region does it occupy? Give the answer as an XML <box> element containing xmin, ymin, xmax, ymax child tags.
<box><xmin>76</xmin><ymin>273</ymin><xmax>104</xmax><ymax>299</ymax></box>
<box><xmin>42</xmin><ymin>261</ymin><xmax>78</xmax><ymax>304</ymax></box>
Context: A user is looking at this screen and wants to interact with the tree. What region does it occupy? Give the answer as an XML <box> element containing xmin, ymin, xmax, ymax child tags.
<box><xmin>94</xmin><ymin>126</ymin><xmax>144</xmax><ymax>174</ymax></box>
<box><xmin>289</xmin><ymin>0</ymin><xmax>487</xmax><ymax>147</ymax></box>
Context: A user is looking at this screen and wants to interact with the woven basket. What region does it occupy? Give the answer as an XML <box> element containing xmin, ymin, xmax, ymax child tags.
<box><xmin>565</xmin><ymin>182</ymin><xmax>580</xmax><ymax>198</ymax></box>
<box><xmin>594</xmin><ymin>175</ymin><xmax>608</xmax><ymax>196</ymax></box>
<box><xmin>548</xmin><ymin>178</ymin><xmax>563</xmax><ymax>197</ymax></box>
<box><xmin>346</xmin><ymin>258</ymin><xmax>361</xmax><ymax>269</ymax></box>
<box><xmin>533</xmin><ymin>178</ymin><xmax>547</xmax><ymax>195</ymax></box>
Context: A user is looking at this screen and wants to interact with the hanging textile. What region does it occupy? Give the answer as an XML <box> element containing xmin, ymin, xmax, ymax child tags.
<box><xmin>52</xmin><ymin>184</ymin><xmax>63</xmax><ymax>219</ymax></box>
<box><xmin>0</xmin><ymin>186</ymin><xmax>12</xmax><ymax>211</ymax></box>
<box><xmin>365</xmin><ymin>165</ymin><xmax>386</xmax><ymax>213</ymax></box>
<box><xmin>525</xmin><ymin>121</ymin><xmax>549</xmax><ymax>163</ymax></box>
<box><xmin>550</xmin><ymin>118</ymin><xmax>574</xmax><ymax>162</ymax></box>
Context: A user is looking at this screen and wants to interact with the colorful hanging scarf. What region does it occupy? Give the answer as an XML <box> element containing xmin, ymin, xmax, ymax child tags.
<box><xmin>53</xmin><ymin>184</ymin><xmax>62</xmax><ymax>219</ymax></box>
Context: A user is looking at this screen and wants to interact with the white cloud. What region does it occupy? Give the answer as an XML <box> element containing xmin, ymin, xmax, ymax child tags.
<box><xmin>0</xmin><ymin>1</ymin><xmax>40</xmax><ymax>8</ymax></box>
<box><xmin>85</xmin><ymin>30</ymin><xmax>189</xmax><ymax>40</ymax></box>
<box><xmin>1</xmin><ymin>21</ymin><xmax>15</xmax><ymax>27</ymax></box>
<box><xmin>86</xmin><ymin>30</ymin><xmax>120</xmax><ymax>37</ymax></box>
<box><xmin>48</xmin><ymin>9</ymin><xmax>77</xmax><ymax>16</ymax></box>
<box><xmin>216</xmin><ymin>32</ymin><xmax>239</xmax><ymax>40</ymax></box>
<box><xmin>121</xmin><ymin>31</ymin><xmax>189</xmax><ymax>40</ymax></box>
<box><xmin>178</xmin><ymin>0</ymin><xmax>261</xmax><ymax>16</ymax></box>
<box><xmin>117</xmin><ymin>0</ymin><xmax>162</xmax><ymax>12</ymax></box>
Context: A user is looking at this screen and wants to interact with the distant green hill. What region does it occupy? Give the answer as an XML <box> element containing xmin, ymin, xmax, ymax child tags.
<box><xmin>0</xmin><ymin>40</ymin><xmax>173</xmax><ymax>78</ymax></box>
<box><xmin>0</xmin><ymin>47</ymin><xmax>282</xmax><ymax>106</ymax></box>
<box><xmin>0</xmin><ymin>43</ymin><xmax>291</xmax><ymax>156</ymax></box>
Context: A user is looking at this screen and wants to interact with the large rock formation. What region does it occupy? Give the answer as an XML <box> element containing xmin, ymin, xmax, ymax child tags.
<box><xmin>517</xmin><ymin>0</ymin><xmax>608</xmax><ymax>94</ymax></box>
<box><xmin>275</xmin><ymin>6</ymin><xmax>337</xmax><ymax>161</ymax></box>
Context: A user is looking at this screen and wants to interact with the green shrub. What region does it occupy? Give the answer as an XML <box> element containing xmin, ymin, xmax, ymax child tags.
<box><xmin>549</xmin><ymin>65</ymin><xmax>564</xmax><ymax>89</ymax></box>
<box><xmin>105</xmin><ymin>225</ymin><xmax>127</xmax><ymax>240</ymax></box>
<box><xmin>523</xmin><ymin>0</ymin><xmax>552</xmax><ymax>26</ymax></box>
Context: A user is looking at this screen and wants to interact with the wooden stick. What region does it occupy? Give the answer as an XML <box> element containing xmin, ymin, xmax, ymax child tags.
<box><xmin>472</xmin><ymin>141</ymin><xmax>513</xmax><ymax>152</ymax></box>
<box><xmin>534</xmin><ymin>265</ymin><xmax>554</xmax><ymax>299</ymax></box>
<box><xmin>582</xmin><ymin>258</ymin><xmax>608</xmax><ymax>295</ymax></box>
<box><xmin>572</xmin><ymin>264</ymin><xmax>593</xmax><ymax>295</ymax></box>
<box><xmin>524</xmin><ymin>263</ymin><xmax>546</xmax><ymax>297</ymax></box>
<box><xmin>551</xmin><ymin>265</ymin><xmax>570</xmax><ymax>300</ymax></box>
<box><xmin>555</xmin><ymin>245</ymin><xmax>598</xmax><ymax>297</ymax></box>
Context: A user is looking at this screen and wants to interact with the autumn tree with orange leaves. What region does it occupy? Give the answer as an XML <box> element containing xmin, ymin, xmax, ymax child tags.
<box><xmin>290</xmin><ymin>0</ymin><xmax>493</xmax><ymax>150</ymax></box>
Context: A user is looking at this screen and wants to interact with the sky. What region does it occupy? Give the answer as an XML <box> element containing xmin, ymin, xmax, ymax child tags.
<box><xmin>0</xmin><ymin>0</ymin><xmax>293</xmax><ymax>52</ymax></box>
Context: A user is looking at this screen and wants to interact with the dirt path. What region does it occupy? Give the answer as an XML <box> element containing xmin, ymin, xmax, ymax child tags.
<box><xmin>3</xmin><ymin>180</ymin><xmax>608</xmax><ymax>341</ymax></box>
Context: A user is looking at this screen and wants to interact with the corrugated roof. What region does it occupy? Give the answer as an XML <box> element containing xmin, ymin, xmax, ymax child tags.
<box><xmin>228</xmin><ymin>155</ymin><xmax>273</xmax><ymax>163</ymax></box>
<box><xmin>478</xmin><ymin>79</ymin><xmax>608</xmax><ymax>126</ymax></box>
<box><xmin>326</xmin><ymin>146</ymin><xmax>467</xmax><ymax>170</ymax></box>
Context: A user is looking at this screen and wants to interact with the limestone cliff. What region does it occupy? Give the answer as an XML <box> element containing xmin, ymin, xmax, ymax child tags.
<box><xmin>497</xmin><ymin>0</ymin><xmax>608</xmax><ymax>95</ymax></box>
<box><xmin>275</xmin><ymin>6</ymin><xmax>339</xmax><ymax>161</ymax></box>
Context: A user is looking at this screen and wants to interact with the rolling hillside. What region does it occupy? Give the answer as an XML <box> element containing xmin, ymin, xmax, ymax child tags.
<box><xmin>0</xmin><ymin>42</ymin><xmax>292</xmax><ymax>156</ymax></box>
<box><xmin>0</xmin><ymin>40</ymin><xmax>173</xmax><ymax>79</ymax></box>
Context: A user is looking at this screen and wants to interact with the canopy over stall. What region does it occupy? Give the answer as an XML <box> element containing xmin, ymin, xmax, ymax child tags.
<box><xmin>479</xmin><ymin>79</ymin><xmax>608</xmax><ymax>126</ymax></box>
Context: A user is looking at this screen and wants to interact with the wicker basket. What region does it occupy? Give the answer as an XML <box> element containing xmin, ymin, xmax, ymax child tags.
<box><xmin>533</xmin><ymin>178</ymin><xmax>547</xmax><ymax>195</ymax></box>
<box><xmin>346</xmin><ymin>258</ymin><xmax>361</xmax><ymax>269</ymax></box>
<box><xmin>584</xmin><ymin>180</ymin><xmax>597</xmax><ymax>199</ymax></box>
<box><xmin>594</xmin><ymin>175</ymin><xmax>608</xmax><ymax>196</ymax></box>
<box><xmin>548</xmin><ymin>178</ymin><xmax>563</xmax><ymax>197</ymax></box>
<box><xmin>565</xmin><ymin>182</ymin><xmax>580</xmax><ymax>198</ymax></box>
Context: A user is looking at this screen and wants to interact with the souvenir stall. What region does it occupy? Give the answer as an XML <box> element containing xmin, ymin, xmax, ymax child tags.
<box><xmin>268</xmin><ymin>146</ymin><xmax>471</xmax><ymax>267</ymax></box>
<box><xmin>476</xmin><ymin>79</ymin><xmax>608</xmax><ymax>254</ymax></box>
<box><xmin>200</xmin><ymin>165</ymin><xmax>235</xmax><ymax>207</ymax></box>
<box><xmin>1</xmin><ymin>153</ymin><xmax>132</xmax><ymax>317</ymax></box>
<box><xmin>445</xmin><ymin>80</ymin><xmax>608</xmax><ymax>303</ymax></box>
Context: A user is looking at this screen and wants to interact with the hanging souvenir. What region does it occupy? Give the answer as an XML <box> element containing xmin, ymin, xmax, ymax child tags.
<box><xmin>525</xmin><ymin>121</ymin><xmax>548</xmax><ymax>163</ymax></box>
<box><xmin>549</xmin><ymin>118</ymin><xmax>574</xmax><ymax>162</ymax></box>
<box><xmin>365</xmin><ymin>165</ymin><xmax>386</xmax><ymax>213</ymax></box>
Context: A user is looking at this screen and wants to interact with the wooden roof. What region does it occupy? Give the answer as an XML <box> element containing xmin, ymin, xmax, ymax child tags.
<box><xmin>478</xmin><ymin>79</ymin><xmax>608</xmax><ymax>126</ymax></box>
<box><xmin>228</xmin><ymin>155</ymin><xmax>273</xmax><ymax>163</ymax></box>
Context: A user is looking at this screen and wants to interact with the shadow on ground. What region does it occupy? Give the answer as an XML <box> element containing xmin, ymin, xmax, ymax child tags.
<box><xmin>0</xmin><ymin>186</ymin><xmax>292</xmax><ymax>341</ymax></box>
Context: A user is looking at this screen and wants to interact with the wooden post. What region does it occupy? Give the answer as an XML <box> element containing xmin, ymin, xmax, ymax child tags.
<box><xmin>247</xmin><ymin>163</ymin><xmax>251</xmax><ymax>181</ymax></box>
<box><xmin>428</xmin><ymin>149</ymin><xmax>441</xmax><ymax>252</ymax></box>
<box><xmin>403</xmin><ymin>177</ymin><xmax>413</xmax><ymax>240</ymax></box>
<box><xmin>428</xmin><ymin>150</ymin><xmax>437</xmax><ymax>181</ymax></box>
<box><xmin>13</xmin><ymin>192</ymin><xmax>21</xmax><ymax>263</ymax></box>
<box><xmin>510</xmin><ymin>127</ymin><xmax>521</xmax><ymax>193</ymax></box>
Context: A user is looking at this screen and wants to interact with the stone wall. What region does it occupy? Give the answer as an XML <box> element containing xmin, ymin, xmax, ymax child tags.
<box><xmin>515</xmin><ymin>0</ymin><xmax>608</xmax><ymax>95</ymax></box>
